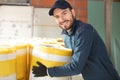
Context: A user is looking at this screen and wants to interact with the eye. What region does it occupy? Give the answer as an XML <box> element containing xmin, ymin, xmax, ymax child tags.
<box><xmin>63</xmin><ymin>12</ymin><xmax>67</xmax><ymax>15</ymax></box>
<box><xmin>54</xmin><ymin>15</ymin><xmax>59</xmax><ymax>19</ymax></box>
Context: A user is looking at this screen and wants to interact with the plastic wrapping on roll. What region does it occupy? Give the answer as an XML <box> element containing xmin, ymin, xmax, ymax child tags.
<box><xmin>29</xmin><ymin>44</ymin><xmax>72</xmax><ymax>80</ymax></box>
<box><xmin>15</xmin><ymin>43</ymin><xmax>28</xmax><ymax>80</ymax></box>
<box><xmin>0</xmin><ymin>45</ymin><xmax>16</xmax><ymax>80</ymax></box>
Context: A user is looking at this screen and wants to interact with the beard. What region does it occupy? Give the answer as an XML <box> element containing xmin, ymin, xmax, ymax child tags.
<box><xmin>59</xmin><ymin>15</ymin><xmax>75</xmax><ymax>31</ymax></box>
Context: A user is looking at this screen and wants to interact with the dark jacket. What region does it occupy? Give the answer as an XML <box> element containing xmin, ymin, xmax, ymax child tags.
<box><xmin>48</xmin><ymin>20</ymin><xmax>120</xmax><ymax>80</ymax></box>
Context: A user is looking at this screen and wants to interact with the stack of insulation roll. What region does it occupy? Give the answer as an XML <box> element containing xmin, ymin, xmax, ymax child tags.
<box><xmin>14</xmin><ymin>41</ymin><xmax>28</xmax><ymax>80</ymax></box>
<box><xmin>0</xmin><ymin>44</ymin><xmax>16</xmax><ymax>80</ymax></box>
<box><xmin>27</xmin><ymin>37</ymin><xmax>45</xmax><ymax>79</ymax></box>
<box><xmin>29</xmin><ymin>40</ymin><xmax>72</xmax><ymax>80</ymax></box>
<box><xmin>0</xmin><ymin>38</ymin><xmax>72</xmax><ymax>80</ymax></box>
<box><xmin>27</xmin><ymin>37</ymin><xmax>65</xmax><ymax>78</ymax></box>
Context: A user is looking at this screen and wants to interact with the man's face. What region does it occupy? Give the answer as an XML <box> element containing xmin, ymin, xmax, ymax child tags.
<box><xmin>53</xmin><ymin>8</ymin><xmax>75</xmax><ymax>32</ymax></box>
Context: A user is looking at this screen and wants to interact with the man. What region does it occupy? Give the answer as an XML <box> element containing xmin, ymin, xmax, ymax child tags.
<box><xmin>32</xmin><ymin>0</ymin><xmax>120</xmax><ymax>80</ymax></box>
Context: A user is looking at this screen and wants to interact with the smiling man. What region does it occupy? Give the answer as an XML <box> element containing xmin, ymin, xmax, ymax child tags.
<box><xmin>32</xmin><ymin>0</ymin><xmax>120</xmax><ymax>80</ymax></box>
<box><xmin>53</xmin><ymin>8</ymin><xmax>75</xmax><ymax>32</ymax></box>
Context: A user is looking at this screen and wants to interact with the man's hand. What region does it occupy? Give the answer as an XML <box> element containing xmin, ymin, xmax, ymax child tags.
<box><xmin>32</xmin><ymin>61</ymin><xmax>47</xmax><ymax>77</ymax></box>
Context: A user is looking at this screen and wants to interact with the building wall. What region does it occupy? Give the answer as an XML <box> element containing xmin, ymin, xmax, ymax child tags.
<box><xmin>0</xmin><ymin>6</ymin><xmax>33</xmax><ymax>39</ymax></box>
<box><xmin>88</xmin><ymin>0</ymin><xmax>105</xmax><ymax>42</ymax></box>
<box><xmin>88</xmin><ymin>0</ymin><xmax>120</xmax><ymax>75</ymax></box>
<box><xmin>114</xmin><ymin>0</ymin><xmax>120</xmax><ymax>2</ymax></box>
<box><xmin>111</xmin><ymin>2</ymin><xmax>120</xmax><ymax>75</ymax></box>
<box><xmin>31</xmin><ymin>0</ymin><xmax>88</xmax><ymax>23</ymax></box>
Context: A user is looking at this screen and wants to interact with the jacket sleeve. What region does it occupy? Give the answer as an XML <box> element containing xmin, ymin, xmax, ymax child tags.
<box><xmin>48</xmin><ymin>26</ymin><xmax>95</xmax><ymax>77</ymax></box>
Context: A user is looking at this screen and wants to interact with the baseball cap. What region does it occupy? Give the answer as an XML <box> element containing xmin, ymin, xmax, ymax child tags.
<box><xmin>49</xmin><ymin>0</ymin><xmax>72</xmax><ymax>16</ymax></box>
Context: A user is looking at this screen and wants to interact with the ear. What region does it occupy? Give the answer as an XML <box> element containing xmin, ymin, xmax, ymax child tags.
<box><xmin>71</xmin><ymin>9</ymin><xmax>75</xmax><ymax>17</ymax></box>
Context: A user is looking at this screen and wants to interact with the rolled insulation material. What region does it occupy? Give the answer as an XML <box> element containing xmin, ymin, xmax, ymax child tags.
<box><xmin>26</xmin><ymin>44</ymin><xmax>31</xmax><ymax>80</ymax></box>
<box><xmin>15</xmin><ymin>43</ymin><xmax>27</xmax><ymax>80</ymax></box>
<box><xmin>27</xmin><ymin>43</ymin><xmax>34</xmax><ymax>79</ymax></box>
<box><xmin>56</xmin><ymin>38</ymin><xmax>63</xmax><ymax>42</ymax></box>
<box><xmin>0</xmin><ymin>45</ymin><xmax>16</xmax><ymax>80</ymax></box>
<box><xmin>42</xmin><ymin>38</ymin><xmax>65</xmax><ymax>47</ymax></box>
<box><xmin>27</xmin><ymin>38</ymin><xmax>44</xmax><ymax>79</ymax></box>
<box><xmin>29</xmin><ymin>44</ymin><xmax>72</xmax><ymax>80</ymax></box>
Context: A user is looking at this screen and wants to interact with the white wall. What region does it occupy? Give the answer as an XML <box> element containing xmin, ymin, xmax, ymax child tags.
<box><xmin>33</xmin><ymin>8</ymin><xmax>64</xmax><ymax>38</ymax></box>
<box><xmin>0</xmin><ymin>5</ymin><xmax>33</xmax><ymax>39</ymax></box>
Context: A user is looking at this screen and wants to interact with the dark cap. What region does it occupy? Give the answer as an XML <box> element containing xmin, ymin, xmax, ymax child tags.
<box><xmin>49</xmin><ymin>0</ymin><xmax>72</xmax><ymax>16</ymax></box>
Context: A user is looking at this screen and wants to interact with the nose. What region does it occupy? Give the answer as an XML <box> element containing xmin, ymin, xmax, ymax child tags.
<box><xmin>58</xmin><ymin>15</ymin><xmax>64</xmax><ymax>23</ymax></box>
<box><xmin>59</xmin><ymin>18</ymin><xmax>63</xmax><ymax>23</ymax></box>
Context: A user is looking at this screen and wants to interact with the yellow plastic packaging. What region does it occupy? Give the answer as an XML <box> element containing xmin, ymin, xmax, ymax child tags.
<box><xmin>29</xmin><ymin>44</ymin><xmax>72</xmax><ymax>80</ymax></box>
<box><xmin>27</xmin><ymin>43</ymin><xmax>34</xmax><ymax>79</ymax></box>
<box><xmin>15</xmin><ymin>43</ymin><xmax>27</xmax><ymax>80</ymax></box>
<box><xmin>0</xmin><ymin>45</ymin><xmax>16</xmax><ymax>80</ymax></box>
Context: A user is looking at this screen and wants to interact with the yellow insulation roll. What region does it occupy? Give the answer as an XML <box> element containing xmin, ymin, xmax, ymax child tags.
<box><xmin>15</xmin><ymin>43</ymin><xmax>27</xmax><ymax>80</ymax></box>
<box><xmin>27</xmin><ymin>43</ymin><xmax>34</xmax><ymax>79</ymax></box>
<box><xmin>29</xmin><ymin>44</ymin><xmax>72</xmax><ymax>80</ymax></box>
<box><xmin>42</xmin><ymin>38</ymin><xmax>65</xmax><ymax>47</ymax></box>
<box><xmin>28</xmin><ymin>43</ymin><xmax>34</xmax><ymax>64</ymax></box>
<box><xmin>0</xmin><ymin>45</ymin><xmax>16</xmax><ymax>80</ymax></box>
<box><xmin>27</xmin><ymin>38</ymin><xmax>43</xmax><ymax>80</ymax></box>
